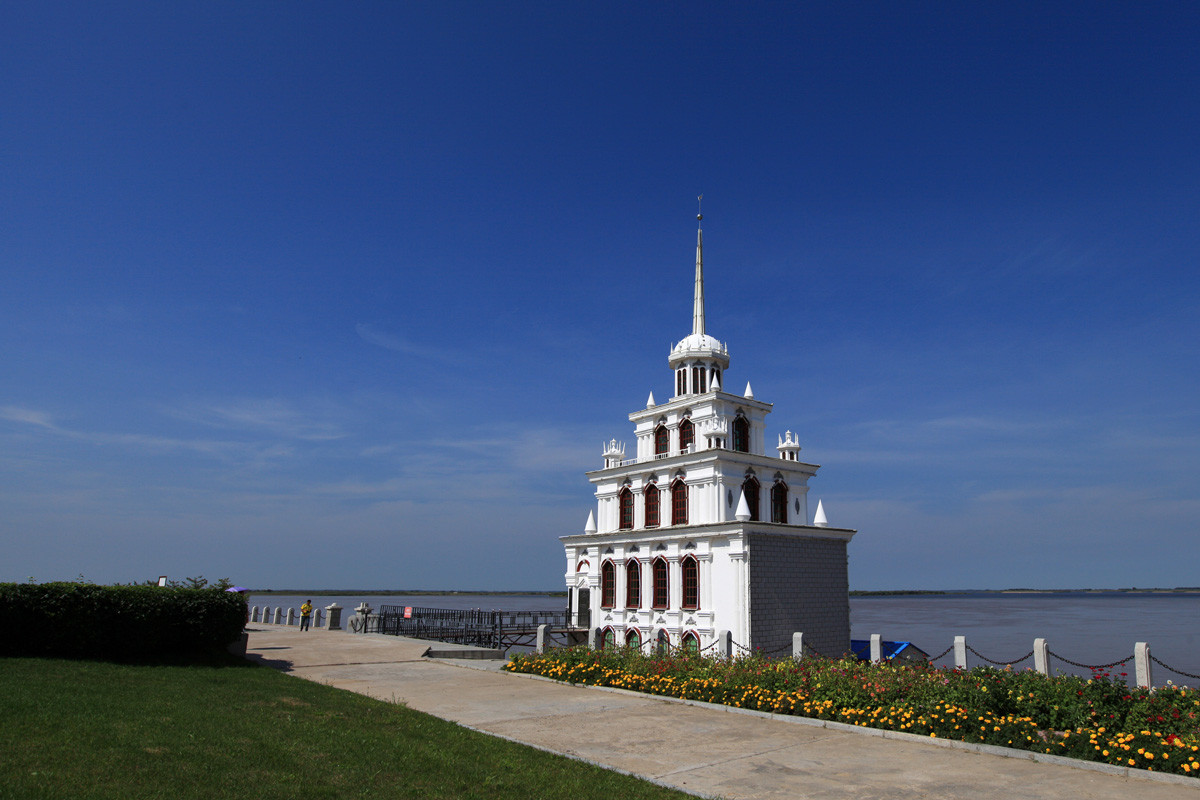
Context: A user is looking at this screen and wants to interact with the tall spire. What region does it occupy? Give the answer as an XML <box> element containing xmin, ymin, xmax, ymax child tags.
<box><xmin>693</xmin><ymin>195</ymin><xmax>705</xmax><ymax>336</ymax></box>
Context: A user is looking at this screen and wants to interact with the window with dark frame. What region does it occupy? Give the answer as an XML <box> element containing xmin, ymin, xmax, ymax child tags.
<box><xmin>655</xmin><ymin>425</ymin><xmax>669</xmax><ymax>456</ymax></box>
<box><xmin>771</xmin><ymin>480</ymin><xmax>788</xmax><ymax>523</ymax></box>
<box><xmin>733</xmin><ymin>415</ymin><xmax>749</xmax><ymax>453</ymax></box>
<box><xmin>618</xmin><ymin>487</ymin><xmax>633</xmax><ymax>530</ymax></box>
<box><xmin>600</xmin><ymin>560</ymin><xmax>615</xmax><ymax>608</ymax></box>
<box><xmin>678</xmin><ymin>418</ymin><xmax>694</xmax><ymax>452</ymax></box>
<box><xmin>742</xmin><ymin>476</ymin><xmax>760</xmax><ymax>521</ymax></box>
<box><xmin>625</xmin><ymin>560</ymin><xmax>641</xmax><ymax>609</ymax></box>
<box><xmin>671</xmin><ymin>479</ymin><xmax>688</xmax><ymax>525</ymax></box>
<box><xmin>644</xmin><ymin>483</ymin><xmax>659</xmax><ymax>528</ymax></box>
<box><xmin>652</xmin><ymin>557</ymin><xmax>669</xmax><ymax>609</ymax></box>
<box><xmin>681</xmin><ymin>555</ymin><xmax>699</xmax><ymax>610</ymax></box>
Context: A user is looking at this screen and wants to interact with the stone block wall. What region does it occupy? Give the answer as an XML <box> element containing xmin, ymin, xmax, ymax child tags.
<box><xmin>746</xmin><ymin>532</ymin><xmax>850</xmax><ymax>658</ymax></box>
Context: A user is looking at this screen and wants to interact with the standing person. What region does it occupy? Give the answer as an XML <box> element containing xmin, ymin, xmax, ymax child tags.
<box><xmin>300</xmin><ymin>600</ymin><xmax>313</xmax><ymax>631</ymax></box>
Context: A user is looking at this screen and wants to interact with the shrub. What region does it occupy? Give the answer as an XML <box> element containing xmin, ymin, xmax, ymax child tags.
<box><xmin>0</xmin><ymin>582</ymin><xmax>247</xmax><ymax>661</ymax></box>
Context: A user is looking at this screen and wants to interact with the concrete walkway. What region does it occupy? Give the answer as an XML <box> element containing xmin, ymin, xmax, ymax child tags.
<box><xmin>244</xmin><ymin>626</ymin><xmax>1198</xmax><ymax>799</ymax></box>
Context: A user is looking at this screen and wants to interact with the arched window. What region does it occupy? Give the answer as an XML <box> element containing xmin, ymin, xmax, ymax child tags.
<box><xmin>618</xmin><ymin>487</ymin><xmax>633</xmax><ymax>530</ymax></box>
<box><xmin>676</xmin><ymin>369</ymin><xmax>685</xmax><ymax>397</ymax></box>
<box><xmin>601</xmin><ymin>627</ymin><xmax>616</xmax><ymax>650</ymax></box>
<box><xmin>732</xmin><ymin>415</ymin><xmax>750</xmax><ymax>453</ymax></box>
<box><xmin>742</xmin><ymin>476</ymin><xmax>760</xmax><ymax>522</ymax></box>
<box><xmin>644</xmin><ymin>483</ymin><xmax>659</xmax><ymax>528</ymax></box>
<box><xmin>654</xmin><ymin>425</ymin><xmax>669</xmax><ymax>456</ymax></box>
<box><xmin>600</xmin><ymin>560</ymin><xmax>615</xmax><ymax>608</ymax></box>
<box><xmin>625</xmin><ymin>560</ymin><xmax>641</xmax><ymax>609</ymax></box>
<box><xmin>771</xmin><ymin>480</ymin><xmax>788</xmax><ymax>523</ymax></box>
<box><xmin>681</xmin><ymin>631</ymin><xmax>700</xmax><ymax>654</ymax></box>
<box><xmin>656</xmin><ymin>628</ymin><xmax>671</xmax><ymax>655</ymax></box>
<box><xmin>681</xmin><ymin>555</ymin><xmax>699</xmax><ymax>610</ymax></box>
<box><xmin>671</xmin><ymin>479</ymin><xmax>688</xmax><ymax>525</ymax></box>
<box><xmin>625</xmin><ymin>628</ymin><xmax>641</xmax><ymax>649</ymax></box>
<box><xmin>678</xmin><ymin>418</ymin><xmax>694</xmax><ymax>453</ymax></box>
<box><xmin>652</xmin><ymin>557</ymin><xmax>669</xmax><ymax>609</ymax></box>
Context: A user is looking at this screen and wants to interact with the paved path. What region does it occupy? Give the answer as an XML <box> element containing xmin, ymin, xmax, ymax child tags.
<box><xmin>244</xmin><ymin>626</ymin><xmax>1198</xmax><ymax>799</ymax></box>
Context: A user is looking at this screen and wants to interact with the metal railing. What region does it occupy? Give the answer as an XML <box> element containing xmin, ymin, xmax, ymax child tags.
<box><xmin>373</xmin><ymin>605</ymin><xmax>570</xmax><ymax>650</ymax></box>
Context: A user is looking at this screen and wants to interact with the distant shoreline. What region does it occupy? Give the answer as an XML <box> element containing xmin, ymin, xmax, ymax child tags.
<box><xmin>247</xmin><ymin>587</ymin><xmax>1200</xmax><ymax>596</ymax></box>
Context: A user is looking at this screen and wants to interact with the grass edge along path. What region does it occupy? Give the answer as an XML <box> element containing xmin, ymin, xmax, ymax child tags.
<box><xmin>0</xmin><ymin>656</ymin><xmax>699</xmax><ymax>800</ymax></box>
<box><xmin>505</xmin><ymin>647</ymin><xmax>1200</xmax><ymax>780</ymax></box>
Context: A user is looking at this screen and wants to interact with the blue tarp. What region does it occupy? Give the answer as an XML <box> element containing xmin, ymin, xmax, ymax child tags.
<box><xmin>849</xmin><ymin>639</ymin><xmax>928</xmax><ymax>661</ymax></box>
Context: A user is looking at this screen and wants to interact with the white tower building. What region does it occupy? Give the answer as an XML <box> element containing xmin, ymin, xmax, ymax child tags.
<box><xmin>561</xmin><ymin>212</ymin><xmax>857</xmax><ymax>657</ymax></box>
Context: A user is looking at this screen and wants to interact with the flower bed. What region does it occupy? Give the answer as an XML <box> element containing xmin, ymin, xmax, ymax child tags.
<box><xmin>504</xmin><ymin>647</ymin><xmax>1200</xmax><ymax>777</ymax></box>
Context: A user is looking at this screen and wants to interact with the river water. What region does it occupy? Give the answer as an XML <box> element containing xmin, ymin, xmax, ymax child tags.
<box><xmin>248</xmin><ymin>591</ymin><xmax>1200</xmax><ymax>684</ymax></box>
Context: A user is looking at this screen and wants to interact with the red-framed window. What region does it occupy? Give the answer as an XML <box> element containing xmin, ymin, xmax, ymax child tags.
<box><xmin>625</xmin><ymin>560</ymin><xmax>641</xmax><ymax>609</ymax></box>
<box><xmin>601</xmin><ymin>627</ymin><xmax>616</xmax><ymax>650</ymax></box>
<box><xmin>600</xmin><ymin>560</ymin><xmax>616</xmax><ymax>608</ymax></box>
<box><xmin>625</xmin><ymin>628</ymin><xmax>641</xmax><ymax>649</ymax></box>
<box><xmin>652</xmin><ymin>557</ymin><xmax>669</xmax><ymax>609</ymax></box>
<box><xmin>742</xmin><ymin>476</ymin><xmax>760</xmax><ymax>522</ymax></box>
<box><xmin>681</xmin><ymin>631</ymin><xmax>700</xmax><ymax>653</ymax></box>
<box><xmin>618</xmin><ymin>487</ymin><xmax>633</xmax><ymax>530</ymax></box>
<box><xmin>644</xmin><ymin>483</ymin><xmax>659</xmax><ymax>528</ymax></box>
<box><xmin>732</xmin><ymin>415</ymin><xmax>749</xmax><ymax>452</ymax></box>
<box><xmin>655</xmin><ymin>628</ymin><xmax>671</xmax><ymax>655</ymax></box>
<box><xmin>771</xmin><ymin>480</ymin><xmax>788</xmax><ymax>523</ymax></box>
<box><xmin>671</xmin><ymin>479</ymin><xmax>688</xmax><ymax>525</ymax></box>
<box><xmin>681</xmin><ymin>555</ymin><xmax>699</xmax><ymax>610</ymax></box>
<box><xmin>676</xmin><ymin>369</ymin><xmax>685</xmax><ymax>396</ymax></box>
<box><xmin>678</xmin><ymin>418</ymin><xmax>694</xmax><ymax>452</ymax></box>
<box><xmin>654</xmin><ymin>425</ymin><xmax>669</xmax><ymax>456</ymax></box>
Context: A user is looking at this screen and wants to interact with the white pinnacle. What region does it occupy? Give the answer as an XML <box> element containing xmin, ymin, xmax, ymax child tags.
<box><xmin>813</xmin><ymin>499</ymin><xmax>828</xmax><ymax>527</ymax></box>
<box><xmin>693</xmin><ymin>221</ymin><xmax>705</xmax><ymax>336</ymax></box>
<box><xmin>585</xmin><ymin>510</ymin><xmax>597</xmax><ymax>534</ymax></box>
<box><xmin>744</xmin><ymin>381</ymin><xmax>754</xmax><ymax>399</ymax></box>
<box><xmin>734</xmin><ymin>489</ymin><xmax>751</xmax><ymax>522</ymax></box>
<box><xmin>711</xmin><ymin>371</ymin><xmax>721</xmax><ymax>391</ymax></box>
<box><xmin>647</xmin><ymin>391</ymin><xmax>656</xmax><ymax>408</ymax></box>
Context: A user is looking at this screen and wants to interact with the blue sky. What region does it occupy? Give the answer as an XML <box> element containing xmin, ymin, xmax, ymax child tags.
<box><xmin>2</xmin><ymin>3</ymin><xmax>1197</xmax><ymax>590</ymax></box>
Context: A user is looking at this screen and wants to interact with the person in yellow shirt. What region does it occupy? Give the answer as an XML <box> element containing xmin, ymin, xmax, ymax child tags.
<box><xmin>299</xmin><ymin>600</ymin><xmax>313</xmax><ymax>631</ymax></box>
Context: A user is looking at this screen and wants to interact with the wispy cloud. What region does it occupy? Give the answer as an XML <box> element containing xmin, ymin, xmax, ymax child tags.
<box><xmin>164</xmin><ymin>399</ymin><xmax>346</xmax><ymax>441</ymax></box>
<box><xmin>355</xmin><ymin>322</ymin><xmax>464</xmax><ymax>363</ymax></box>
<box><xmin>0</xmin><ymin>405</ymin><xmax>286</xmax><ymax>461</ymax></box>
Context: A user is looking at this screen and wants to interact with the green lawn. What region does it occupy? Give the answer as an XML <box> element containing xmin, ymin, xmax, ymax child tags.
<box><xmin>0</xmin><ymin>657</ymin><xmax>697</xmax><ymax>800</ymax></box>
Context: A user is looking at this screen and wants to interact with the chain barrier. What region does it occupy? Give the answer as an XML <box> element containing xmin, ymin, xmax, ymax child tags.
<box><xmin>802</xmin><ymin>644</ymin><xmax>834</xmax><ymax>660</ymax></box>
<box><xmin>1150</xmin><ymin>655</ymin><xmax>1200</xmax><ymax>681</ymax></box>
<box><xmin>1047</xmin><ymin>651</ymin><xmax>1132</xmax><ymax>671</ymax></box>
<box><xmin>965</xmin><ymin>645</ymin><xmax>1033</xmax><ymax>666</ymax></box>
<box><xmin>928</xmin><ymin>645</ymin><xmax>954</xmax><ymax>661</ymax></box>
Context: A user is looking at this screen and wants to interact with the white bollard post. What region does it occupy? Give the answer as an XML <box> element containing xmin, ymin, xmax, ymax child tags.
<box><xmin>870</xmin><ymin>634</ymin><xmax>882</xmax><ymax>663</ymax></box>
<box><xmin>1135</xmin><ymin>642</ymin><xmax>1152</xmax><ymax>689</ymax></box>
<box><xmin>325</xmin><ymin>603</ymin><xmax>342</xmax><ymax>631</ymax></box>
<box><xmin>286</xmin><ymin>608</ymin><xmax>296</xmax><ymax>626</ymax></box>
<box><xmin>793</xmin><ymin>632</ymin><xmax>805</xmax><ymax>660</ymax></box>
<box><xmin>954</xmin><ymin>635</ymin><xmax>967</xmax><ymax>669</ymax></box>
<box><xmin>716</xmin><ymin>630</ymin><xmax>732</xmax><ymax>658</ymax></box>
<box><xmin>536</xmin><ymin>624</ymin><xmax>549</xmax><ymax>654</ymax></box>
<box><xmin>587</xmin><ymin>627</ymin><xmax>598</xmax><ymax>650</ymax></box>
<box><xmin>250</xmin><ymin>606</ymin><xmax>259</xmax><ymax>623</ymax></box>
<box><xmin>273</xmin><ymin>607</ymin><xmax>283</xmax><ymax>625</ymax></box>
<box><xmin>1034</xmin><ymin>638</ymin><xmax>1049</xmax><ymax>675</ymax></box>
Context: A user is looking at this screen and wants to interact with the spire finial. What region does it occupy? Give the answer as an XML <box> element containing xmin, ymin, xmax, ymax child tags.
<box><xmin>693</xmin><ymin>197</ymin><xmax>705</xmax><ymax>336</ymax></box>
<box><xmin>697</xmin><ymin>194</ymin><xmax>703</xmax><ymax>222</ymax></box>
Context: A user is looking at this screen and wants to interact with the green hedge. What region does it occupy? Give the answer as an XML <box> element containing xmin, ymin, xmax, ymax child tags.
<box><xmin>0</xmin><ymin>582</ymin><xmax>247</xmax><ymax>660</ymax></box>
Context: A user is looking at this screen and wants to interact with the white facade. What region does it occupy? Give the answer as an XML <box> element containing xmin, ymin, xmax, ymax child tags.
<box><xmin>561</xmin><ymin>217</ymin><xmax>857</xmax><ymax>656</ymax></box>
